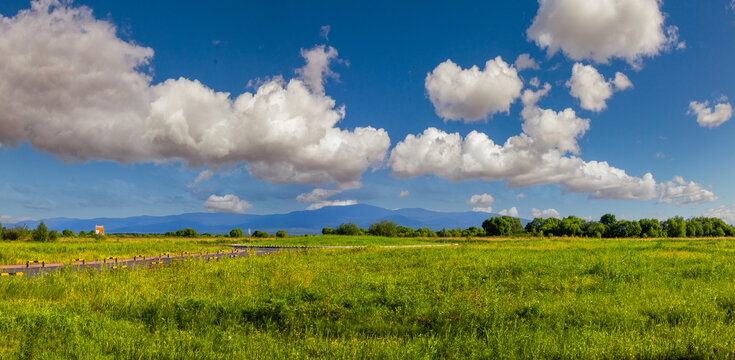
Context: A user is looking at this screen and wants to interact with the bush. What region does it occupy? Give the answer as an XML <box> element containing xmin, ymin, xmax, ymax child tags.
<box><xmin>321</xmin><ymin>227</ymin><xmax>334</xmax><ymax>235</ymax></box>
<box><xmin>252</xmin><ymin>230</ymin><xmax>269</xmax><ymax>238</ymax></box>
<box><xmin>62</xmin><ymin>229</ymin><xmax>75</xmax><ymax>237</ymax></box>
<box><xmin>49</xmin><ymin>230</ymin><xmax>60</xmax><ymax>241</ymax></box>
<box><xmin>176</xmin><ymin>228</ymin><xmax>197</xmax><ymax>237</ymax></box>
<box><xmin>78</xmin><ymin>230</ymin><xmax>87</xmax><ymax>237</ymax></box>
<box><xmin>276</xmin><ymin>230</ymin><xmax>287</xmax><ymax>238</ymax></box>
<box><xmin>230</xmin><ymin>228</ymin><xmax>244</xmax><ymax>238</ymax></box>
<box><xmin>2</xmin><ymin>226</ymin><xmax>25</xmax><ymax>241</ymax></box>
<box><xmin>32</xmin><ymin>222</ymin><xmax>49</xmax><ymax>242</ymax></box>
<box><xmin>334</xmin><ymin>223</ymin><xmax>364</xmax><ymax>236</ymax></box>
<box><xmin>164</xmin><ymin>231</ymin><xmax>176</xmax><ymax>237</ymax></box>
<box><xmin>368</xmin><ymin>220</ymin><xmax>398</xmax><ymax>237</ymax></box>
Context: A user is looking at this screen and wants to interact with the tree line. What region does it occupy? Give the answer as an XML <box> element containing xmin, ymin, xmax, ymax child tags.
<box><xmin>2</xmin><ymin>215</ymin><xmax>733</xmax><ymax>241</ymax></box>
<box><xmin>321</xmin><ymin>214</ymin><xmax>735</xmax><ymax>238</ymax></box>
<box><xmin>0</xmin><ymin>222</ymin><xmax>103</xmax><ymax>242</ymax></box>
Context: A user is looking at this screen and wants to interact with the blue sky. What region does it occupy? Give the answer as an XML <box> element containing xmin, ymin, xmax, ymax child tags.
<box><xmin>1</xmin><ymin>0</ymin><xmax>735</xmax><ymax>223</ymax></box>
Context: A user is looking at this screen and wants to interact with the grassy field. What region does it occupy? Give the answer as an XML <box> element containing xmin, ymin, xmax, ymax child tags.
<box><xmin>0</xmin><ymin>235</ymin><xmax>446</xmax><ymax>266</ymax></box>
<box><xmin>2</xmin><ymin>238</ymin><xmax>735</xmax><ymax>359</ymax></box>
<box><xmin>0</xmin><ymin>237</ymin><xmax>235</xmax><ymax>266</ymax></box>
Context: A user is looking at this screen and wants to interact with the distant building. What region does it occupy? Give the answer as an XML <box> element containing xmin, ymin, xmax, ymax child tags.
<box><xmin>95</xmin><ymin>225</ymin><xmax>104</xmax><ymax>235</ymax></box>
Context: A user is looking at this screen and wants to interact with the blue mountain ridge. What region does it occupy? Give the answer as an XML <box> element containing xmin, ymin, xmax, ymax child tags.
<box><xmin>8</xmin><ymin>204</ymin><xmax>528</xmax><ymax>235</ymax></box>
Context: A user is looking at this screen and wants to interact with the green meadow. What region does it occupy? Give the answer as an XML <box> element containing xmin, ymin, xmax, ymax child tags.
<box><xmin>0</xmin><ymin>235</ymin><xmax>444</xmax><ymax>266</ymax></box>
<box><xmin>2</xmin><ymin>238</ymin><xmax>735</xmax><ymax>359</ymax></box>
<box><xmin>0</xmin><ymin>237</ymin><xmax>237</xmax><ymax>266</ymax></box>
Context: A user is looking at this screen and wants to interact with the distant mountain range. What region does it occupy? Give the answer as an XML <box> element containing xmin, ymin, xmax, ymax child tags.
<box><xmin>8</xmin><ymin>204</ymin><xmax>527</xmax><ymax>235</ymax></box>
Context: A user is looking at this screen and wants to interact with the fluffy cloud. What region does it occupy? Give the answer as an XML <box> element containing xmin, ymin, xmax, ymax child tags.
<box><xmin>527</xmin><ymin>0</ymin><xmax>680</xmax><ymax>66</ymax></box>
<box><xmin>0</xmin><ymin>1</ymin><xmax>389</xmax><ymax>187</ymax></box>
<box><xmin>398</xmin><ymin>190</ymin><xmax>410</xmax><ymax>198</ymax></box>
<box><xmin>703</xmin><ymin>205</ymin><xmax>735</xmax><ymax>225</ymax></box>
<box><xmin>306</xmin><ymin>200</ymin><xmax>357</xmax><ymax>211</ymax></box>
<box><xmin>517</xmin><ymin>193</ymin><xmax>526</xmax><ymax>199</ymax></box>
<box><xmin>514</xmin><ymin>53</ymin><xmax>540</xmax><ymax>71</ymax></box>
<box><xmin>658</xmin><ymin>176</ymin><xmax>718</xmax><ymax>206</ymax></box>
<box><xmin>467</xmin><ymin>193</ymin><xmax>495</xmax><ymax>213</ymax></box>
<box><xmin>688</xmin><ymin>100</ymin><xmax>732</xmax><ymax>128</ymax></box>
<box><xmin>499</xmin><ymin>207</ymin><xmax>520</xmax><ymax>217</ymax></box>
<box><xmin>204</xmin><ymin>194</ymin><xmax>252</xmax><ymax>214</ymax></box>
<box><xmin>467</xmin><ymin>193</ymin><xmax>495</xmax><ymax>206</ymax></box>
<box><xmin>531</xmin><ymin>208</ymin><xmax>560</xmax><ymax>219</ymax></box>
<box><xmin>566</xmin><ymin>63</ymin><xmax>632</xmax><ymax>112</ymax></box>
<box><xmin>425</xmin><ymin>57</ymin><xmax>523</xmax><ymax>122</ymax></box>
<box><xmin>391</xmin><ymin>81</ymin><xmax>713</xmax><ymax>204</ymax></box>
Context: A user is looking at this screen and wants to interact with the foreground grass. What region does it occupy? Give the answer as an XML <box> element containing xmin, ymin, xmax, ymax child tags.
<box><xmin>2</xmin><ymin>238</ymin><xmax>735</xmax><ymax>359</ymax></box>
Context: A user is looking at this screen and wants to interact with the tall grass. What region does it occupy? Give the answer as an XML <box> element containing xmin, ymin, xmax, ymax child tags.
<box><xmin>1</xmin><ymin>238</ymin><xmax>735</xmax><ymax>358</ymax></box>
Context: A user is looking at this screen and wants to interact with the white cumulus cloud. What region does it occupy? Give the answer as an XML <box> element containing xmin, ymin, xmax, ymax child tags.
<box><xmin>517</xmin><ymin>193</ymin><xmax>526</xmax><ymax>199</ymax></box>
<box><xmin>467</xmin><ymin>193</ymin><xmax>495</xmax><ymax>213</ymax></box>
<box><xmin>527</xmin><ymin>0</ymin><xmax>680</xmax><ymax>66</ymax></box>
<box><xmin>658</xmin><ymin>176</ymin><xmax>718</xmax><ymax>206</ymax></box>
<box><xmin>204</xmin><ymin>194</ymin><xmax>252</xmax><ymax>214</ymax></box>
<box><xmin>467</xmin><ymin>193</ymin><xmax>495</xmax><ymax>206</ymax></box>
<box><xmin>566</xmin><ymin>63</ymin><xmax>632</xmax><ymax>112</ymax></box>
<box><xmin>390</xmin><ymin>81</ymin><xmax>714</xmax><ymax>204</ymax></box>
<box><xmin>514</xmin><ymin>53</ymin><xmax>540</xmax><ymax>71</ymax></box>
<box><xmin>688</xmin><ymin>100</ymin><xmax>732</xmax><ymax>128</ymax></box>
<box><xmin>531</xmin><ymin>208</ymin><xmax>560</xmax><ymax>219</ymax></box>
<box><xmin>499</xmin><ymin>207</ymin><xmax>520</xmax><ymax>217</ymax></box>
<box><xmin>398</xmin><ymin>190</ymin><xmax>410</xmax><ymax>198</ymax></box>
<box><xmin>0</xmin><ymin>1</ymin><xmax>389</xmax><ymax>188</ymax></box>
<box><xmin>425</xmin><ymin>57</ymin><xmax>523</xmax><ymax>122</ymax></box>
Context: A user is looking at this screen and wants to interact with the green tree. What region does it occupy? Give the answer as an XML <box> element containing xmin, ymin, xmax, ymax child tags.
<box><xmin>49</xmin><ymin>230</ymin><xmax>60</xmax><ymax>241</ymax></box>
<box><xmin>334</xmin><ymin>223</ymin><xmax>362</xmax><ymax>236</ymax></box>
<box><xmin>78</xmin><ymin>230</ymin><xmax>87</xmax><ymax>237</ymax></box>
<box><xmin>368</xmin><ymin>220</ymin><xmax>399</xmax><ymax>237</ymax></box>
<box><xmin>525</xmin><ymin>218</ymin><xmax>544</xmax><ymax>236</ymax></box>
<box><xmin>252</xmin><ymin>230</ymin><xmax>269</xmax><ymax>238</ymax></box>
<box><xmin>62</xmin><ymin>229</ymin><xmax>74</xmax><ymax>237</ymax></box>
<box><xmin>276</xmin><ymin>230</ymin><xmax>287</xmax><ymax>238</ymax></box>
<box><xmin>415</xmin><ymin>228</ymin><xmax>437</xmax><ymax>237</ymax></box>
<box><xmin>639</xmin><ymin>219</ymin><xmax>663</xmax><ymax>238</ymax></box>
<box><xmin>176</xmin><ymin>228</ymin><xmax>197</xmax><ymax>237</ymax></box>
<box><xmin>321</xmin><ymin>227</ymin><xmax>334</xmax><ymax>235</ymax></box>
<box><xmin>610</xmin><ymin>221</ymin><xmax>641</xmax><ymax>238</ymax></box>
<box><xmin>584</xmin><ymin>222</ymin><xmax>607</xmax><ymax>238</ymax></box>
<box><xmin>32</xmin><ymin>221</ymin><xmax>49</xmax><ymax>242</ymax></box>
<box><xmin>663</xmin><ymin>217</ymin><xmax>687</xmax><ymax>237</ymax></box>
<box><xmin>229</xmin><ymin>228</ymin><xmax>244</xmax><ymax>238</ymax></box>
<box><xmin>540</xmin><ymin>218</ymin><xmax>562</xmax><ymax>237</ymax></box>
<box><xmin>685</xmin><ymin>219</ymin><xmax>704</xmax><ymax>238</ymax></box>
<box><xmin>482</xmin><ymin>216</ymin><xmax>516</xmax><ymax>236</ymax></box>
<box><xmin>600</xmin><ymin>214</ymin><xmax>617</xmax><ymax>227</ymax></box>
<box><xmin>560</xmin><ymin>216</ymin><xmax>584</xmax><ymax>237</ymax></box>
